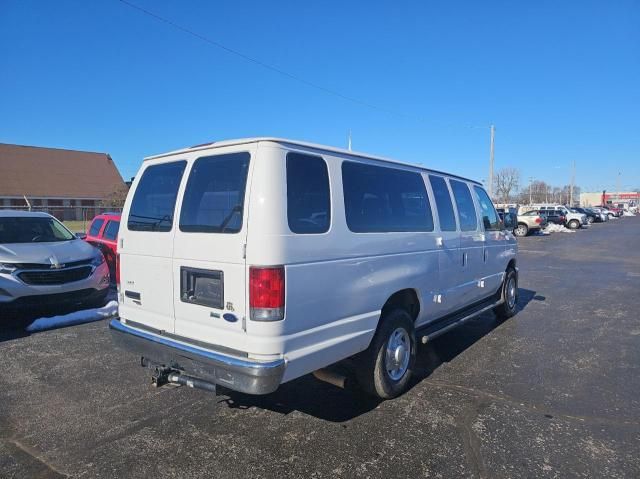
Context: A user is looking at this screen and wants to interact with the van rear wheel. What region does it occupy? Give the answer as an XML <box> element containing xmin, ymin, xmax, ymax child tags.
<box><xmin>355</xmin><ymin>308</ymin><xmax>416</xmax><ymax>399</ymax></box>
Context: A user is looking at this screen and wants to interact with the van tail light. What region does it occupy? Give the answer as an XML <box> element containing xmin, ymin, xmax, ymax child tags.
<box><xmin>250</xmin><ymin>266</ymin><xmax>285</xmax><ymax>321</ymax></box>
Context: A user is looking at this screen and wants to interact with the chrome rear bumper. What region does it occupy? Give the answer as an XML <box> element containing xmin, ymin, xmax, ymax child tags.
<box><xmin>109</xmin><ymin>319</ymin><xmax>285</xmax><ymax>395</ymax></box>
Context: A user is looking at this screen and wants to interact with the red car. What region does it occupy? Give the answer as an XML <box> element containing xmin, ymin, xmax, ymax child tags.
<box><xmin>86</xmin><ymin>213</ymin><xmax>120</xmax><ymax>283</ymax></box>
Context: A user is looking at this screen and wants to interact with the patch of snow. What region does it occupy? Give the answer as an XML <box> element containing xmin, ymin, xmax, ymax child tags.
<box><xmin>26</xmin><ymin>298</ymin><xmax>118</xmax><ymax>333</ymax></box>
<box><xmin>623</xmin><ymin>211</ymin><xmax>635</xmax><ymax>217</ymax></box>
<box><xmin>543</xmin><ymin>223</ymin><xmax>575</xmax><ymax>234</ymax></box>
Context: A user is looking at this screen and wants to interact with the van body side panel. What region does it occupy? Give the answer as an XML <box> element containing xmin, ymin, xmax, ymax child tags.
<box><xmin>245</xmin><ymin>145</ymin><xmax>440</xmax><ymax>382</ymax></box>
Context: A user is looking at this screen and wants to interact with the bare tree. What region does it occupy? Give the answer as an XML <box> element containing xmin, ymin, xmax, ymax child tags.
<box><xmin>493</xmin><ymin>168</ymin><xmax>521</xmax><ymax>203</ymax></box>
<box><xmin>100</xmin><ymin>183</ymin><xmax>130</xmax><ymax>208</ymax></box>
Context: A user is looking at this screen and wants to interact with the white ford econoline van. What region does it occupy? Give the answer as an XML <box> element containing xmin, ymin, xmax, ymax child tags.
<box><xmin>110</xmin><ymin>138</ymin><xmax>518</xmax><ymax>399</ymax></box>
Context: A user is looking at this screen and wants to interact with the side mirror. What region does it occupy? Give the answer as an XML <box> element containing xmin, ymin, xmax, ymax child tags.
<box><xmin>76</xmin><ymin>232</ymin><xmax>87</xmax><ymax>240</ymax></box>
<box><xmin>503</xmin><ymin>213</ymin><xmax>516</xmax><ymax>230</ymax></box>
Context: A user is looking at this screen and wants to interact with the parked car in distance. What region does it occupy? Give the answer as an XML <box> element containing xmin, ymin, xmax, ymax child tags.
<box><xmin>513</xmin><ymin>210</ymin><xmax>548</xmax><ymax>236</ymax></box>
<box><xmin>521</xmin><ymin>204</ymin><xmax>586</xmax><ymax>229</ymax></box>
<box><xmin>531</xmin><ymin>209</ymin><xmax>566</xmax><ymax>226</ymax></box>
<box><xmin>588</xmin><ymin>207</ymin><xmax>609</xmax><ymax>222</ymax></box>
<box><xmin>85</xmin><ymin>213</ymin><xmax>121</xmax><ymax>284</ymax></box>
<box><xmin>570</xmin><ymin>207</ymin><xmax>597</xmax><ymax>224</ymax></box>
<box><xmin>0</xmin><ymin>211</ymin><xmax>110</xmax><ymax>316</ymax></box>
<box><xmin>110</xmin><ymin>137</ymin><xmax>519</xmax><ymax>400</ymax></box>
<box><xmin>601</xmin><ymin>205</ymin><xmax>622</xmax><ymax>218</ymax></box>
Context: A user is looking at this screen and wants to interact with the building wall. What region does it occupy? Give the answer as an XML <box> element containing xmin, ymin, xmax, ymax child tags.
<box><xmin>580</xmin><ymin>192</ymin><xmax>640</xmax><ymax>206</ymax></box>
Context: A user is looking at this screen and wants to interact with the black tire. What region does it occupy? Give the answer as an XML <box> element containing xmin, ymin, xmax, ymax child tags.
<box><xmin>355</xmin><ymin>308</ymin><xmax>416</xmax><ymax>399</ymax></box>
<box><xmin>568</xmin><ymin>219</ymin><xmax>580</xmax><ymax>229</ymax></box>
<box><xmin>513</xmin><ymin>223</ymin><xmax>529</xmax><ymax>237</ymax></box>
<box><xmin>493</xmin><ymin>268</ymin><xmax>518</xmax><ymax>321</ymax></box>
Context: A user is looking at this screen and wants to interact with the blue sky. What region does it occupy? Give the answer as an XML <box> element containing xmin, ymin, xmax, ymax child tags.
<box><xmin>1</xmin><ymin>0</ymin><xmax>638</xmax><ymax>192</ymax></box>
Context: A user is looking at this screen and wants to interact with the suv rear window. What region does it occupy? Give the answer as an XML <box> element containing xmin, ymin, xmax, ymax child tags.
<box><xmin>179</xmin><ymin>152</ymin><xmax>250</xmax><ymax>234</ymax></box>
<box><xmin>103</xmin><ymin>220</ymin><xmax>120</xmax><ymax>240</ymax></box>
<box><xmin>128</xmin><ymin>161</ymin><xmax>187</xmax><ymax>232</ymax></box>
<box><xmin>89</xmin><ymin>218</ymin><xmax>104</xmax><ymax>236</ymax></box>
<box><xmin>342</xmin><ymin>162</ymin><xmax>433</xmax><ymax>233</ymax></box>
<box><xmin>286</xmin><ymin>152</ymin><xmax>331</xmax><ymax>234</ymax></box>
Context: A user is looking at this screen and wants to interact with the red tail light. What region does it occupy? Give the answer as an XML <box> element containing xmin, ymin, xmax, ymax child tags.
<box><xmin>535</xmin><ymin>217</ymin><xmax>542</xmax><ymax>224</ymax></box>
<box><xmin>560</xmin><ymin>216</ymin><xmax>566</xmax><ymax>222</ymax></box>
<box><xmin>250</xmin><ymin>266</ymin><xmax>285</xmax><ymax>321</ymax></box>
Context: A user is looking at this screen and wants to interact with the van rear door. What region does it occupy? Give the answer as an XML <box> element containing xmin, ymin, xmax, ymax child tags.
<box><xmin>118</xmin><ymin>160</ymin><xmax>187</xmax><ymax>333</ymax></box>
<box><xmin>171</xmin><ymin>148</ymin><xmax>253</xmax><ymax>352</ymax></box>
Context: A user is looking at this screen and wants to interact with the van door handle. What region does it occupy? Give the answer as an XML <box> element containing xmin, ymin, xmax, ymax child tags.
<box><xmin>436</xmin><ymin>237</ymin><xmax>444</xmax><ymax>247</ymax></box>
<box><xmin>125</xmin><ymin>290</ymin><xmax>141</xmax><ymax>301</ymax></box>
<box><xmin>462</xmin><ymin>252</ymin><xmax>468</xmax><ymax>266</ymax></box>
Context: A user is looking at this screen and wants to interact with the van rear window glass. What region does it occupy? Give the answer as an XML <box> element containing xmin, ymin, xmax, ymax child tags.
<box><xmin>287</xmin><ymin>153</ymin><xmax>331</xmax><ymax>234</ymax></box>
<box><xmin>128</xmin><ymin>161</ymin><xmax>186</xmax><ymax>232</ymax></box>
<box><xmin>179</xmin><ymin>152</ymin><xmax>250</xmax><ymax>234</ymax></box>
<box><xmin>450</xmin><ymin>179</ymin><xmax>478</xmax><ymax>231</ymax></box>
<box><xmin>89</xmin><ymin>218</ymin><xmax>104</xmax><ymax>236</ymax></box>
<box><xmin>473</xmin><ymin>186</ymin><xmax>501</xmax><ymax>231</ymax></box>
<box><xmin>342</xmin><ymin>162</ymin><xmax>433</xmax><ymax>233</ymax></box>
<box><xmin>428</xmin><ymin>175</ymin><xmax>457</xmax><ymax>231</ymax></box>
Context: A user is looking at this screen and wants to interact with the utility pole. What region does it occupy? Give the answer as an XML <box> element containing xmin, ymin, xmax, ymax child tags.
<box><xmin>347</xmin><ymin>130</ymin><xmax>352</xmax><ymax>151</ymax></box>
<box><xmin>529</xmin><ymin>177</ymin><xmax>533</xmax><ymax>205</ymax></box>
<box><xmin>488</xmin><ymin>125</ymin><xmax>495</xmax><ymax>198</ymax></box>
<box><xmin>570</xmin><ymin>160</ymin><xmax>576</xmax><ymax>206</ymax></box>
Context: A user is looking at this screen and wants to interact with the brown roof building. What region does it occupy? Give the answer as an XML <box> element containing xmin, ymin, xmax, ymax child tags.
<box><xmin>0</xmin><ymin>143</ymin><xmax>126</xmax><ymax>220</ymax></box>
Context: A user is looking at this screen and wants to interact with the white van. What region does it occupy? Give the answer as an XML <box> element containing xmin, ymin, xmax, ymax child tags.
<box><xmin>110</xmin><ymin>138</ymin><xmax>518</xmax><ymax>399</ymax></box>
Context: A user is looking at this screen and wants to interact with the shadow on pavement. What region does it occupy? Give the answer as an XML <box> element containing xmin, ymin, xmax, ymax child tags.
<box><xmin>218</xmin><ymin>288</ymin><xmax>540</xmax><ymax>422</ymax></box>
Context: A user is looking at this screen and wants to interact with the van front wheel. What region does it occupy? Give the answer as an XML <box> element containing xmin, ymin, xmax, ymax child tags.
<box><xmin>493</xmin><ymin>268</ymin><xmax>518</xmax><ymax>321</ymax></box>
<box><xmin>355</xmin><ymin>308</ymin><xmax>416</xmax><ymax>399</ymax></box>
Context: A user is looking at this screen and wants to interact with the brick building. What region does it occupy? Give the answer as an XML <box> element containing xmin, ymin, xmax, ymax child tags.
<box><xmin>0</xmin><ymin>143</ymin><xmax>125</xmax><ymax>220</ymax></box>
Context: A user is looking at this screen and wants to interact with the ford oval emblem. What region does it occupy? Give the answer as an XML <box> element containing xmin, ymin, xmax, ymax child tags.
<box><xmin>223</xmin><ymin>313</ymin><xmax>238</xmax><ymax>323</ymax></box>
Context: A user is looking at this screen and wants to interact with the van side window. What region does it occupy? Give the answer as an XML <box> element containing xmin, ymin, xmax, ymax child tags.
<box><xmin>128</xmin><ymin>161</ymin><xmax>187</xmax><ymax>232</ymax></box>
<box><xmin>428</xmin><ymin>175</ymin><xmax>457</xmax><ymax>231</ymax></box>
<box><xmin>473</xmin><ymin>186</ymin><xmax>501</xmax><ymax>231</ymax></box>
<box><xmin>89</xmin><ymin>218</ymin><xmax>104</xmax><ymax>236</ymax></box>
<box><xmin>342</xmin><ymin>162</ymin><xmax>433</xmax><ymax>233</ymax></box>
<box><xmin>449</xmin><ymin>180</ymin><xmax>478</xmax><ymax>231</ymax></box>
<box><xmin>286</xmin><ymin>152</ymin><xmax>331</xmax><ymax>234</ymax></box>
<box><xmin>179</xmin><ymin>152</ymin><xmax>250</xmax><ymax>234</ymax></box>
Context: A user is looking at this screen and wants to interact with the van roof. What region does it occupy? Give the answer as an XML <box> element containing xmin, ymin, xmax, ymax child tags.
<box><xmin>144</xmin><ymin>137</ymin><xmax>482</xmax><ymax>186</ymax></box>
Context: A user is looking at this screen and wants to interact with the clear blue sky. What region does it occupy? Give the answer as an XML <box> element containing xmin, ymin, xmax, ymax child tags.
<box><xmin>1</xmin><ymin>0</ymin><xmax>638</xmax><ymax>192</ymax></box>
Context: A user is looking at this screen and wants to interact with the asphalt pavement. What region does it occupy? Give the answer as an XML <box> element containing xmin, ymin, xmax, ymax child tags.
<box><xmin>1</xmin><ymin>217</ymin><xmax>639</xmax><ymax>478</ymax></box>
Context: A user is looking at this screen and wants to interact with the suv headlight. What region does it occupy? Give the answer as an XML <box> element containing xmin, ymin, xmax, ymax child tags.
<box><xmin>91</xmin><ymin>251</ymin><xmax>106</xmax><ymax>267</ymax></box>
<box><xmin>0</xmin><ymin>263</ymin><xmax>17</xmax><ymax>275</ymax></box>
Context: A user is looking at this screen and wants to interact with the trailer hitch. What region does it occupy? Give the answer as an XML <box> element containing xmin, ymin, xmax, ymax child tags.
<box><xmin>144</xmin><ymin>358</ymin><xmax>217</xmax><ymax>394</ymax></box>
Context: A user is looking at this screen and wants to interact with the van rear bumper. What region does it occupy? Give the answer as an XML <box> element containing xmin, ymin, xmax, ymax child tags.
<box><xmin>109</xmin><ymin>319</ymin><xmax>285</xmax><ymax>395</ymax></box>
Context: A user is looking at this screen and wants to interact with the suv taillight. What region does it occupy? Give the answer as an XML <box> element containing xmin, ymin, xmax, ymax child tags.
<box><xmin>250</xmin><ymin>266</ymin><xmax>285</xmax><ymax>321</ymax></box>
<box><xmin>535</xmin><ymin>217</ymin><xmax>542</xmax><ymax>224</ymax></box>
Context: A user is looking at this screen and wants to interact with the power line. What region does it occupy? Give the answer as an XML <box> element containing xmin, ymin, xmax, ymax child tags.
<box><xmin>116</xmin><ymin>0</ymin><xmax>486</xmax><ymax>131</ymax></box>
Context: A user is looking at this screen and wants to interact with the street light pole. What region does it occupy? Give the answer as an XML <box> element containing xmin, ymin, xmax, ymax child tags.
<box><xmin>488</xmin><ymin>125</ymin><xmax>495</xmax><ymax>198</ymax></box>
<box><xmin>529</xmin><ymin>177</ymin><xmax>533</xmax><ymax>205</ymax></box>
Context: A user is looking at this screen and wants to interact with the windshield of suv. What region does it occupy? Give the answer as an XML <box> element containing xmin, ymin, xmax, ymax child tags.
<box><xmin>0</xmin><ymin>216</ymin><xmax>76</xmax><ymax>243</ymax></box>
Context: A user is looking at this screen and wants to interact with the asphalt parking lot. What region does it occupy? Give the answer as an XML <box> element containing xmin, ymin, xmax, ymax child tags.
<box><xmin>1</xmin><ymin>218</ymin><xmax>638</xmax><ymax>479</ymax></box>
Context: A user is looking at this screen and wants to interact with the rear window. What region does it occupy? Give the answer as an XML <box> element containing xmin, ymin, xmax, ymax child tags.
<box><xmin>428</xmin><ymin>175</ymin><xmax>457</xmax><ymax>231</ymax></box>
<box><xmin>450</xmin><ymin>180</ymin><xmax>478</xmax><ymax>231</ymax></box>
<box><xmin>342</xmin><ymin>161</ymin><xmax>433</xmax><ymax>233</ymax></box>
<box><xmin>128</xmin><ymin>161</ymin><xmax>187</xmax><ymax>232</ymax></box>
<box><xmin>179</xmin><ymin>152</ymin><xmax>250</xmax><ymax>234</ymax></box>
<box><xmin>103</xmin><ymin>220</ymin><xmax>120</xmax><ymax>240</ymax></box>
<box><xmin>89</xmin><ymin>218</ymin><xmax>104</xmax><ymax>236</ymax></box>
<box><xmin>286</xmin><ymin>152</ymin><xmax>331</xmax><ymax>234</ymax></box>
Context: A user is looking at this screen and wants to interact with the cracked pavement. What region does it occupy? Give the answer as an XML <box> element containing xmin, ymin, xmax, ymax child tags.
<box><xmin>1</xmin><ymin>217</ymin><xmax>639</xmax><ymax>478</ymax></box>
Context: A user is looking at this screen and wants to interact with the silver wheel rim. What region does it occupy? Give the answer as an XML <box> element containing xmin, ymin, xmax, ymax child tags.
<box><xmin>507</xmin><ymin>276</ymin><xmax>517</xmax><ymax>309</ymax></box>
<box><xmin>385</xmin><ymin>327</ymin><xmax>411</xmax><ymax>381</ymax></box>
<box><xmin>516</xmin><ymin>225</ymin><xmax>526</xmax><ymax>236</ymax></box>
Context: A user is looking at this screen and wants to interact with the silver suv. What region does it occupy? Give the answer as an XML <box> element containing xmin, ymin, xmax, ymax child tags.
<box><xmin>0</xmin><ymin>211</ymin><xmax>110</xmax><ymax>315</ymax></box>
